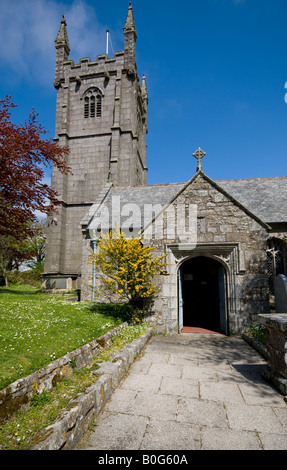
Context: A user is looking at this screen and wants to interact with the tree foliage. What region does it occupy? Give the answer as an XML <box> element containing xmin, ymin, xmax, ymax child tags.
<box><xmin>24</xmin><ymin>221</ymin><xmax>46</xmax><ymax>272</ymax></box>
<box><xmin>93</xmin><ymin>228</ymin><xmax>168</xmax><ymax>310</ymax></box>
<box><xmin>0</xmin><ymin>222</ymin><xmax>46</xmax><ymax>286</ymax></box>
<box><xmin>0</xmin><ymin>235</ymin><xmax>30</xmax><ymax>286</ymax></box>
<box><xmin>0</xmin><ymin>96</ymin><xmax>70</xmax><ymax>239</ymax></box>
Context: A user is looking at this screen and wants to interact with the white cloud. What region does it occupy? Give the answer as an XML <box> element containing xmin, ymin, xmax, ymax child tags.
<box><xmin>0</xmin><ymin>0</ymin><xmax>119</xmax><ymax>86</ymax></box>
<box><xmin>0</xmin><ymin>0</ymin><xmax>56</xmax><ymax>82</ymax></box>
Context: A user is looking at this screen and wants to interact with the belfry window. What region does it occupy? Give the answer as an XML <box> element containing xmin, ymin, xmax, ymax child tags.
<box><xmin>96</xmin><ymin>95</ymin><xmax>102</xmax><ymax>117</ymax></box>
<box><xmin>84</xmin><ymin>96</ymin><xmax>90</xmax><ymax>118</ymax></box>
<box><xmin>84</xmin><ymin>93</ymin><xmax>102</xmax><ymax>118</ymax></box>
<box><xmin>90</xmin><ymin>96</ymin><xmax>95</xmax><ymax>117</ymax></box>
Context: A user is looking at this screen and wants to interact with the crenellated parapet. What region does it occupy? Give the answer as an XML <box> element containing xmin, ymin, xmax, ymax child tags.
<box><xmin>54</xmin><ymin>2</ymin><xmax>138</xmax><ymax>87</ymax></box>
<box><xmin>54</xmin><ymin>52</ymin><xmax>125</xmax><ymax>89</ymax></box>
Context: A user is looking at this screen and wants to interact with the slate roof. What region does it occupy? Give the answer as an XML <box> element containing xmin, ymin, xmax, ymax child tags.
<box><xmin>85</xmin><ymin>182</ymin><xmax>184</xmax><ymax>231</ymax></box>
<box><xmin>84</xmin><ymin>174</ymin><xmax>287</xmax><ymax>230</ymax></box>
<box><xmin>106</xmin><ymin>182</ymin><xmax>185</xmax><ymax>208</ymax></box>
<box><xmin>218</xmin><ymin>176</ymin><xmax>287</xmax><ymax>224</ymax></box>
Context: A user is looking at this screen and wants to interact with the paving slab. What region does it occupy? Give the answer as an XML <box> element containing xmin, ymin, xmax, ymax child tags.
<box><xmin>177</xmin><ymin>396</ymin><xmax>229</xmax><ymax>428</ymax></box>
<box><xmin>225</xmin><ymin>403</ymin><xmax>285</xmax><ymax>434</ymax></box>
<box><xmin>76</xmin><ymin>333</ymin><xmax>287</xmax><ymax>451</ymax></box>
<box><xmin>160</xmin><ymin>376</ymin><xmax>199</xmax><ymax>398</ymax></box>
<box><xmin>83</xmin><ymin>412</ymin><xmax>149</xmax><ymax>450</ymax></box>
<box><xmin>140</xmin><ymin>418</ymin><xmax>201</xmax><ymax>450</ymax></box>
<box><xmin>201</xmin><ymin>427</ymin><xmax>262</xmax><ymax>451</ymax></box>
<box><xmin>199</xmin><ymin>381</ymin><xmax>245</xmax><ymax>404</ymax></box>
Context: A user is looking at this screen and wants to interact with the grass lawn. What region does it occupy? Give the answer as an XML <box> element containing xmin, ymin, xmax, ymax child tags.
<box><xmin>0</xmin><ymin>285</ymin><xmax>124</xmax><ymax>390</ymax></box>
<box><xmin>0</xmin><ymin>317</ymin><xmax>149</xmax><ymax>450</ymax></box>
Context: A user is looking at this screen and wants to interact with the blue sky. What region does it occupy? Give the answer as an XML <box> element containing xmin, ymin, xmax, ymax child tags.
<box><xmin>1</xmin><ymin>0</ymin><xmax>287</xmax><ymax>186</ymax></box>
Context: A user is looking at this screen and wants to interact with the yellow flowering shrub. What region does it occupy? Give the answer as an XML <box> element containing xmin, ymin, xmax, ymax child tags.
<box><xmin>92</xmin><ymin>228</ymin><xmax>167</xmax><ymax>310</ymax></box>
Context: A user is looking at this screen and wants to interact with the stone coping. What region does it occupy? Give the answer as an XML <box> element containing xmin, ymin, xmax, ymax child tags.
<box><xmin>258</xmin><ymin>313</ymin><xmax>287</xmax><ymax>396</ymax></box>
<box><xmin>258</xmin><ymin>313</ymin><xmax>287</xmax><ymax>333</ymax></box>
<box><xmin>30</xmin><ymin>327</ymin><xmax>154</xmax><ymax>450</ymax></box>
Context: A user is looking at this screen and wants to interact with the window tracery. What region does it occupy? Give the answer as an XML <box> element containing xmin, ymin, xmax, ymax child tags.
<box><xmin>83</xmin><ymin>88</ymin><xmax>102</xmax><ymax>118</ymax></box>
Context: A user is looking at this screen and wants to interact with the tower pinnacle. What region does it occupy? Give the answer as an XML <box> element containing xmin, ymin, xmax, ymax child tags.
<box><xmin>55</xmin><ymin>15</ymin><xmax>70</xmax><ymax>56</ymax></box>
<box><xmin>141</xmin><ymin>74</ymin><xmax>148</xmax><ymax>102</ymax></box>
<box><xmin>123</xmin><ymin>2</ymin><xmax>137</xmax><ymax>69</ymax></box>
<box><xmin>124</xmin><ymin>2</ymin><xmax>136</xmax><ymax>34</ymax></box>
<box><xmin>54</xmin><ymin>15</ymin><xmax>70</xmax><ymax>84</ymax></box>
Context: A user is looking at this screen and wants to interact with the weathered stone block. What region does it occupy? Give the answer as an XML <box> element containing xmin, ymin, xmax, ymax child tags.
<box><xmin>259</xmin><ymin>313</ymin><xmax>287</xmax><ymax>394</ymax></box>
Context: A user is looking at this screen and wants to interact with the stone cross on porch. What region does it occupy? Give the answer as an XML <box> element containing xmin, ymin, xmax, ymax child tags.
<box><xmin>193</xmin><ymin>147</ymin><xmax>206</xmax><ymax>171</ymax></box>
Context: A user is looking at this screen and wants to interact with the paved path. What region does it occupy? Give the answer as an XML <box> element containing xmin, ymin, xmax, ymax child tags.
<box><xmin>77</xmin><ymin>333</ymin><xmax>287</xmax><ymax>450</ymax></box>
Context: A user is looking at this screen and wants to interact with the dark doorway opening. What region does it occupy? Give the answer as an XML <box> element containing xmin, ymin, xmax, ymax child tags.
<box><xmin>179</xmin><ymin>256</ymin><xmax>228</xmax><ymax>334</ymax></box>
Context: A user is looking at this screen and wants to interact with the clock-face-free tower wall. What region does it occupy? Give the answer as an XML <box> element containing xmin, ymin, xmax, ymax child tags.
<box><xmin>43</xmin><ymin>4</ymin><xmax>148</xmax><ymax>290</ymax></box>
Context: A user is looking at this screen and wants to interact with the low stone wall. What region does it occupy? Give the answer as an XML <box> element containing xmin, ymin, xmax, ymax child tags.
<box><xmin>258</xmin><ymin>313</ymin><xmax>287</xmax><ymax>396</ymax></box>
<box><xmin>30</xmin><ymin>328</ymin><xmax>154</xmax><ymax>450</ymax></box>
<box><xmin>242</xmin><ymin>333</ymin><xmax>267</xmax><ymax>359</ymax></box>
<box><xmin>0</xmin><ymin>323</ymin><xmax>128</xmax><ymax>423</ymax></box>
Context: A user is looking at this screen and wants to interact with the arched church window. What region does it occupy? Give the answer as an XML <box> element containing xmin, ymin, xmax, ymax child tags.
<box><xmin>83</xmin><ymin>90</ymin><xmax>102</xmax><ymax>119</ymax></box>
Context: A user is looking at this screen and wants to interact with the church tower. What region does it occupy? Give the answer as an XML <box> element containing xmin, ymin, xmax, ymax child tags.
<box><xmin>43</xmin><ymin>3</ymin><xmax>148</xmax><ymax>290</ymax></box>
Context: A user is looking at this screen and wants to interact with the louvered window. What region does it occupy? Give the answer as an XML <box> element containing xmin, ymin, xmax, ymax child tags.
<box><xmin>96</xmin><ymin>95</ymin><xmax>102</xmax><ymax>117</ymax></box>
<box><xmin>84</xmin><ymin>96</ymin><xmax>89</xmax><ymax>118</ymax></box>
<box><xmin>90</xmin><ymin>96</ymin><xmax>95</xmax><ymax>117</ymax></box>
<box><xmin>84</xmin><ymin>94</ymin><xmax>102</xmax><ymax>118</ymax></box>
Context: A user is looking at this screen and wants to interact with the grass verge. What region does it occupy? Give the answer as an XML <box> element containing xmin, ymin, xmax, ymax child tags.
<box><xmin>0</xmin><ymin>285</ymin><xmax>125</xmax><ymax>390</ymax></box>
<box><xmin>0</xmin><ymin>321</ymin><xmax>149</xmax><ymax>450</ymax></box>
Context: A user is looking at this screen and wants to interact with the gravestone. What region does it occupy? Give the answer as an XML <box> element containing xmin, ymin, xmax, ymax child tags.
<box><xmin>275</xmin><ymin>274</ymin><xmax>287</xmax><ymax>313</ymax></box>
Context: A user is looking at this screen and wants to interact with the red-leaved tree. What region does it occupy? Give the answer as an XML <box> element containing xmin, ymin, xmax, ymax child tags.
<box><xmin>0</xmin><ymin>96</ymin><xmax>70</xmax><ymax>239</ymax></box>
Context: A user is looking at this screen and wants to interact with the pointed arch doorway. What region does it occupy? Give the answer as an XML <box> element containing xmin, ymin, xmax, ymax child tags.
<box><xmin>178</xmin><ymin>256</ymin><xmax>228</xmax><ymax>335</ymax></box>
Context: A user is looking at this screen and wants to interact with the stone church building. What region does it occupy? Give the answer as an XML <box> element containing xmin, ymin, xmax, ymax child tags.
<box><xmin>43</xmin><ymin>3</ymin><xmax>287</xmax><ymax>335</ymax></box>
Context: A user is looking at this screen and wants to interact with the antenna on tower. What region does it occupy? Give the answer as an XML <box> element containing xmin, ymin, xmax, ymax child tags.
<box><xmin>106</xmin><ymin>30</ymin><xmax>109</xmax><ymax>56</ymax></box>
<box><xmin>106</xmin><ymin>29</ymin><xmax>114</xmax><ymax>57</ymax></box>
